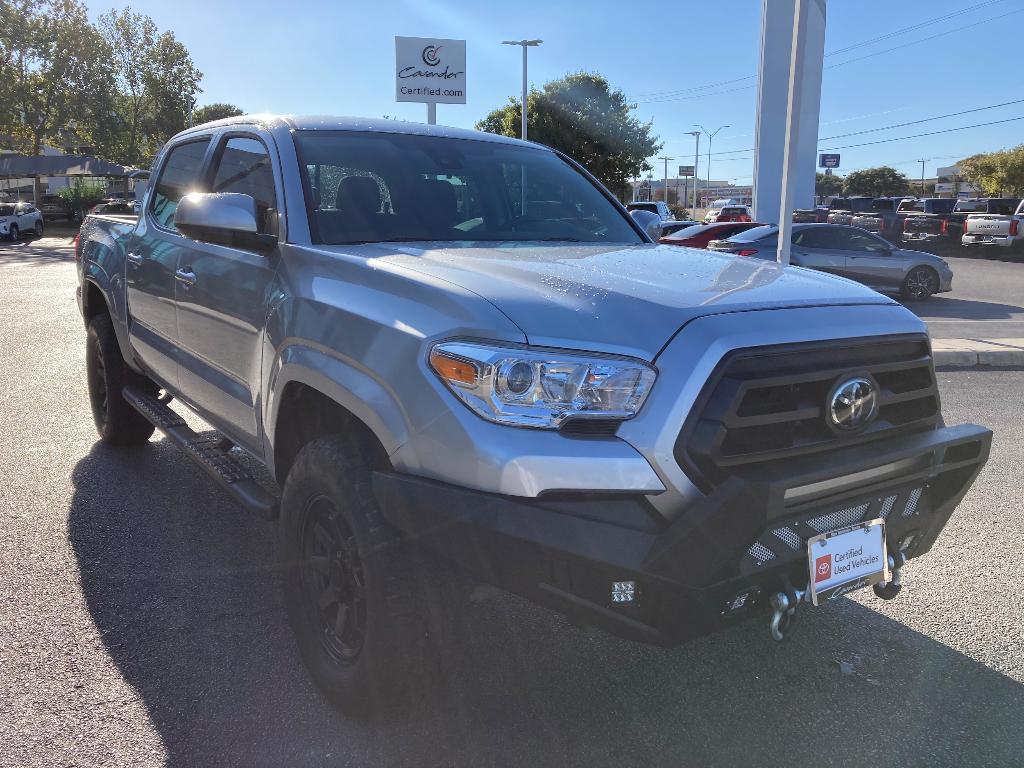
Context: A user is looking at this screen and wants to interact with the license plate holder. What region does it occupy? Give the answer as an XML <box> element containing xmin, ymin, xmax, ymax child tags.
<box><xmin>807</xmin><ymin>519</ymin><xmax>888</xmax><ymax>606</ymax></box>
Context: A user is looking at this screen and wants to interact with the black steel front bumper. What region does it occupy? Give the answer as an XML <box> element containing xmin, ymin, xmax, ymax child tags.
<box><xmin>372</xmin><ymin>424</ymin><xmax>991</xmax><ymax>646</ymax></box>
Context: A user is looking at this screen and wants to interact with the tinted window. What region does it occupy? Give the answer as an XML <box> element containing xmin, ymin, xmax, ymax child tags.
<box><xmin>931</xmin><ymin>199</ymin><xmax>955</xmax><ymax>214</ymax></box>
<box><xmin>953</xmin><ymin>200</ymin><xmax>986</xmax><ymax>213</ymax></box>
<box><xmin>990</xmin><ymin>199</ymin><xmax>1020</xmax><ymax>215</ymax></box>
<box><xmin>0</xmin><ymin>205</ymin><xmax>13</xmax><ymax>216</ymax></box>
<box><xmin>833</xmin><ymin>227</ymin><xmax>889</xmax><ymax>253</ymax></box>
<box><xmin>871</xmin><ymin>199</ymin><xmax>897</xmax><ymax>211</ymax></box>
<box><xmin>211</xmin><ymin>136</ymin><xmax>278</xmax><ymax>233</ymax></box>
<box><xmin>898</xmin><ymin>200</ymin><xmax>925</xmax><ymax>213</ymax></box>
<box><xmin>150</xmin><ymin>138</ymin><xmax>211</xmax><ymax>230</ymax></box>
<box><xmin>294</xmin><ymin>131</ymin><xmax>642</xmax><ymax>245</ymax></box>
<box><xmin>829</xmin><ymin>198</ymin><xmax>850</xmax><ymax>210</ymax></box>
<box><xmin>792</xmin><ymin>227</ymin><xmax>834</xmax><ymax>248</ymax></box>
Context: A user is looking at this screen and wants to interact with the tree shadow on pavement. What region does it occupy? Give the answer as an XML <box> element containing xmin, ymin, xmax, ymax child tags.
<box><xmin>70</xmin><ymin>440</ymin><xmax>1024</xmax><ymax>768</ymax></box>
<box><xmin>0</xmin><ymin>238</ymin><xmax>75</xmax><ymax>266</ymax></box>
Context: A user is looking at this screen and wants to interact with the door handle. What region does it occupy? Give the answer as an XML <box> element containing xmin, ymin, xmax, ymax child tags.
<box><xmin>175</xmin><ymin>268</ymin><xmax>198</xmax><ymax>287</ymax></box>
<box><xmin>126</xmin><ymin>252</ymin><xmax>144</xmax><ymax>265</ymax></box>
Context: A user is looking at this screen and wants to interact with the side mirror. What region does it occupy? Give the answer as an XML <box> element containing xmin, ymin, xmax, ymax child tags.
<box><xmin>630</xmin><ymin>209</ymin><xmax>663</xmax><ymax>240</ymax></box>
<box><xmin>174</xmin><ymin>192</ymin><xmax>277</xmax><ymax>253</ymax></box>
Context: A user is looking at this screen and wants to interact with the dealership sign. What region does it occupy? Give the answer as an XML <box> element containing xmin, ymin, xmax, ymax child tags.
<box><xmin>395</xmin><ymin>37</ymin><xmax>466</xmax><ymax>104</ymax></box>
<box><xmin>677</xmin><ymin>165</ymin><xmax>695</xmax><ymax>177</ymax></box>
<box><xmin>819</xmin><ymin>153</ymin><xmax>840</xmax><ymax>169</ymax></box>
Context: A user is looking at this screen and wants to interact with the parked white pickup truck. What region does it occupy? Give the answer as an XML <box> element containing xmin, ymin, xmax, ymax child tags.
<box><xmin>962</xmin><ymin>198</ymin><xmax>1024</xmax><ymax>258</ymax></box>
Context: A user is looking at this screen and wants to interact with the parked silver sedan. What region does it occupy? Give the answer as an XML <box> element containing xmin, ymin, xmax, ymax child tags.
<box><xmin>708</xmin><ymin>223</ymin><xmax>953</xmax><ymax>300</ymax></box>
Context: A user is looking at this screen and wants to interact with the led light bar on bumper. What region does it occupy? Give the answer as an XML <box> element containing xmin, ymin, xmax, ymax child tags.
<box><xmin>428</xmin><ymin>341</ymin><xmax>657</xmax><ymax>429</ymax></box>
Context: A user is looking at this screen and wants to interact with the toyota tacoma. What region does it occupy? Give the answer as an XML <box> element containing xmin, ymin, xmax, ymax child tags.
<box><xmin>76</xmin><ymin>115</ymin><xmax>991</xmax><ymax>713</ymax></box>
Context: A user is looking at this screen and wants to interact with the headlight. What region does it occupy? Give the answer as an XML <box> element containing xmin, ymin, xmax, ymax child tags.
<box><xmin>428</xmin><ymin>341</ymin><xmax>656</xmax><ymax>429</ymax></box>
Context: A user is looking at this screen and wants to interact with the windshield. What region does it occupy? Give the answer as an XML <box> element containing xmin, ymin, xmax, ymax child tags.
<box><xmin>294</xmin><ymin>131</ymin><xmax>643</xmax><ymax>245</ymax></box>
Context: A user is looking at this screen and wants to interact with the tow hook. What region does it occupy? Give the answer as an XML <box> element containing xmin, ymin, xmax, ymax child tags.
<box><xmin>769</xmin><ymin>578</ymin><xmax>807</xmax><ymax>641</ymax></box>
<box><xmin>873</xmin><ymin>549</ymin><xmax>907</xmax><ymax>600</ymax></box>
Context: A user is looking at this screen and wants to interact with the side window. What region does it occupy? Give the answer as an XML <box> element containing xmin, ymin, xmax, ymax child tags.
<box><xmin>150</xmin><ymin>139</ymin><xmax>211</xmax><ymax>231</ymax></box>
<box><xmin>840</xmin><ymin>228</ymin><xmax>889</xmax><ymax>253</ymax></box>
<box><xmin>793</xmin><ymin>228</ymin><xmax>833</xmax><ymax>249</ymax></box>
<box><xmin>211</xmin><ymin>136</ymin><xmax>278</xmax><ymax>233</ymax></box>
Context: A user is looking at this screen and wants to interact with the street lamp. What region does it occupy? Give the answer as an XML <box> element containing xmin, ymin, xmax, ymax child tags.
<box><xmin>696</xmin><ymin>124</ymin><xmax>729</xmax><ymax>208</ymax></box>
<box><xmin>502</xmin><ymin>39</ymin><xmax>543</xmax><ymax>141</ymax></box>
<box><xmin>685</xmin><ymin>130</ymin><xmax>701</xmax><ymax>213</ymax></box>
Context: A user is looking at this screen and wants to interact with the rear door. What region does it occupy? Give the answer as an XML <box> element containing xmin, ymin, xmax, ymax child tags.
<box><xmin>173</xmin><ymin>132</ymin><xmax>283</xmax><ymax>449</ymax></box>
<box><xmin>790</xmin><ymin>226</ymin><xmax>846</xmax><ymax>276</ymax></box>
<box><xmin>834</xmin><ymin>227</ymin><xmax>904</xmax><ymax>290</ymax></box>
<box><xmin>127</xmin><ymin>136</ymin><xmax>213</xmax><ymax>389</ymax></box>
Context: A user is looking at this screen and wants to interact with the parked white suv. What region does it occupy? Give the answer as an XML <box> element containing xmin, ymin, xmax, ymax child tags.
<box><xmin>627</xmin><ymin>200</ymin><xmax>671</xmax><ymax>221</ymax></box>
<box><xmin>0</xmin><ymin>202</ymin><xmax>44</xmax><ymax>241</ymax></box>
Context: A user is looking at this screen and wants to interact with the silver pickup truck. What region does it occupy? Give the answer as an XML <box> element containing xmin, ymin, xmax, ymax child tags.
<box><xmin>77</xmin><ymin>115</ymin><xmax>990</xmax><ymax>714</ymax></box>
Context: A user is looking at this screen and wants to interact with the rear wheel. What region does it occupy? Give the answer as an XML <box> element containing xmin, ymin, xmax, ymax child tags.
<box><xmin>901</xmin><ymin>267</ymin><xmax>938</xmax><ymax>301</ymax></box>
<box><xmin>86</xmin><ymin>314</ymin><xmax>156</xmax><ymax>444</ymax></box>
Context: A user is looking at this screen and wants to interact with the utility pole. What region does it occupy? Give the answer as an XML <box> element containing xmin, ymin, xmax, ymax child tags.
<box><xmin>658</xmin><ymin>156</ymin><xmax>674</xmax><ymax>209</ymax></box>
<box><xmin>917</xmin><ymin>158</ymin><xmax>930</xmax><ymax>198</ymax></box>
<box><xmin>502</xmin><ymin>40</ymin><xmax>543</xmax><ymax>141</ymax></box>
<box><xmin>686</xmin><ymin>130</ymin><xmax>701</xmax><ymax>213</ymax></box>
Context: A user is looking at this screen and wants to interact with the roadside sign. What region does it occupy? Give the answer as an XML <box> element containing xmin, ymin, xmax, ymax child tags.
<box><xmin>824</xmin><ymin>168</ymin><xmax>832</xmax><ymax>176</ymax></box>
<box><xmin>395</xmin><ymin>37</ymin><xmax>466</xmax><ymax>104</ymax></box>
<box><xmin>819</xmin><ymin>153</ymin><xmax>840</xmax><ymax>169</ymax></box>
<box><xmin>677</xmin><ymin>165</ymin><xmax>695</xmax><ymax>177</ymax></box>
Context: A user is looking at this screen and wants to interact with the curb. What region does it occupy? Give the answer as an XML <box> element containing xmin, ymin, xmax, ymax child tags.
<box><xmin>932</xmin><ymin>339</ymin><xmax>1024</xmax><ymax>370</ymax></box>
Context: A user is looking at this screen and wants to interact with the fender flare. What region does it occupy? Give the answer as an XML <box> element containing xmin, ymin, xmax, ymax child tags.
<box><xmin>264</xmin><ymin>342</ymin><xmax>411</xmax><ymax>464</ymax></box>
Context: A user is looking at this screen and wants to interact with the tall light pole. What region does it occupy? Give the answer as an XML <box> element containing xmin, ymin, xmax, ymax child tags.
<box><xmin>686</xmin><ymin>130</ymin><xmax>701</xmax><ymax>212</ymax></box>
<box><xmin>657</xmin><ymin>156</ymin><xmax>674</xmax><ymax>211</ymax></box>
<box><xmin>917</xmin><ymin>158</ymin><xmax>930</xmax><ymax>198</ymax></box>
<box><xmin>696</xmin><ymin>124</ymin><xmax>729</xmax><ymax>208</ymax></box>
<box><xmin>502</xmin><ymin>39</ymin><xmax>543</xmax><ymax>141</ymax></box>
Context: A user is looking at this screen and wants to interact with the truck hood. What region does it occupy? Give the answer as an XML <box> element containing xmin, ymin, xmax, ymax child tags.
<box><xmin>325</xmin><ymin>242</ymin><xmax>898</xmax><ymax>360</ymax></box>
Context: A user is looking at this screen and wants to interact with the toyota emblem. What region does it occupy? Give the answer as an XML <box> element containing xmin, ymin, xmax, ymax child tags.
<box><xmin>829</xmin><ymin>377</ymin><xmax>877</xmax><ymax>431</ymax></box>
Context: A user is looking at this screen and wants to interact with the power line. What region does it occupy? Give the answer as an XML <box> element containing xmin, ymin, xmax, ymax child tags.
<box><xmin>819</xmin><ymin>114</ymin><xmax>1024</xmax><ymax>152</ymax></box>
<box><xmin>818</xmin><ymin>97</ymin><xmax>1024</xmax><ymax>141</ymax></box>
<box><xmin>637</xmin><ymin>2</ymin><xmax>1019</xmax><ymax>103</ymax></box>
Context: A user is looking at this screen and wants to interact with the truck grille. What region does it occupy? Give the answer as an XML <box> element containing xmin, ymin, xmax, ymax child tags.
<box><xmin>675</xmin><ymin>336</ymin><xmax>940</xmax><ymax>491</ymax></box>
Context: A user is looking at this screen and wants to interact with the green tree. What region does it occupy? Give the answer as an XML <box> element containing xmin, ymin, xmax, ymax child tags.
<box><xmin>476</xmin><ymin>72</ymin><xmax>661</xmax><ymax>197</ymax></box>
<box><xmin>192</xmin><ymin>102</ymin><xmax>244</xmax><ymax>125</ymax></box>
<box><xmin>959</xmin><ymin>147</ymin><xmax>1024</xmax><ymax>197</ymax></box>
<box><xmin>0</xmin><ymin>0</ymin><xmax>110</xmax><ymax>156</ymax></box>
<box><xmin>842</xmin><ymin>166</ymin><xmax>909</xmax><ymax>197</ymax></box>
<box><xmin>97</xmin><ymin>8</ymin><xmax>202</xmax><ymax>165</ymax></box>
<box><xmin>814</xmin><ymin>171</ymin><xmax>843</xmax><ymax>198</ymax></box>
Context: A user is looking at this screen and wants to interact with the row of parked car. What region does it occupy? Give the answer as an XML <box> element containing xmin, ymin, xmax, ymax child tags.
<box><xmin>795</xmin><ymin>195</ymin><xmax>1024</xmax><ymax>259</ymax></box>
<box><xmin>657</xmin><ymin>219</ymin><xmax>952</xmax><ymax>301</ymax></box>
<box><xmin>0</xmin><ymin>195</ymin><xmax>138</xmax><ymax>241</ymax></box>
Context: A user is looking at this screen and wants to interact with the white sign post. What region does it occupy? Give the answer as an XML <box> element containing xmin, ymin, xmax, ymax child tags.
<box><xmin>395</xmin><ymin>36</ymin><xmax>467</xmax><ymax>125</ymax></box>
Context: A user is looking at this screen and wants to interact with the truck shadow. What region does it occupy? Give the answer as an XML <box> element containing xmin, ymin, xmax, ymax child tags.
<box><xmin>904</xmin><ymin>295</ymin><xmax>1024</xmax><ymax>320</ymax></box>
<box><xmin>70</xmin><ymin>440</ymin><xmax>1024</xmax><ymax>768</ymax></box>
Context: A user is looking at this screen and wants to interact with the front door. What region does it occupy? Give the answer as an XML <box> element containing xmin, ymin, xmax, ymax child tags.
<box><xmin>834</xmin><ymin>227</ymin><xmax>904</xmax><ymax>291</ymax></box>
<box><xmin>174</xmin><ymin>134</ymin><xmax>282</xmax><ymax>450</ymax></box>
<box><xmin>790</xmin><ymin>226</ymin><xmax>846</xmax><ymax>277</ymax></box>
<box><xmin>126</xmin><ymin>137</ymin><xmax>212</xmax><ymax>389</ymax></box>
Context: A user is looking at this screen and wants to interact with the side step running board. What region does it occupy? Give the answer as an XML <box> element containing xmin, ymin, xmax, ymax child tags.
<box><xmin>123</xmin><ymin>385</ymin><xmax>278</xmax><ymax>519</ymax></box>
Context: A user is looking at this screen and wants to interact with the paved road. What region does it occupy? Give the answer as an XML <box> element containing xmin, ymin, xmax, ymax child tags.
<box><xmin>1</xmin><ymin>240</ymin><xmax>1022</xmax><ymax>767</ymax></box>
<box><xmin>908</xmin><ymin>255</ymin><xmax>1024</xmax><ymax>339</ymax></box>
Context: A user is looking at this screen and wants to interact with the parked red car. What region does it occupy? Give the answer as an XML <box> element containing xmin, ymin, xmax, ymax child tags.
<box><xmin>659</xmin><ymin>221</ymin><xmax>764</xmax><ymax>249</ymax></box>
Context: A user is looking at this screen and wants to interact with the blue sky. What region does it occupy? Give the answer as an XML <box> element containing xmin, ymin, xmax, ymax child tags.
<box><xmin>97</xmin><ymin>0</ymin><xmax>1024</xmax><ymax>183</ymax></box>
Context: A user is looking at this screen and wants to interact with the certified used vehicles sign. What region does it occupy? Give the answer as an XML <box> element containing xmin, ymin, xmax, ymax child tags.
<box><xmin>395</xmin><ymin>36</ymin><xmax>467</xmax><ymax>104</ymax></box>
<box><xmin>807</xmin><ymin>519</ymin><xmax>889</xmax><ymax>605</ymax></box>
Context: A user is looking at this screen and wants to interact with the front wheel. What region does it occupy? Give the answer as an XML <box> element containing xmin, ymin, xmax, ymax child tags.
<box><xmin>901</xmin><ymin>267</ymin><xmax>938</xmax><ymax>301</ymax></box>
<box><xmin>8</xmin><ymin>224</ymin><xmax>18</xmax><ymax>242</ymax></box>
<box><xmin>279</xmin><ymin>436</ymin><xmax>438</xmax><ymax>715</ymax></box>
<box><xmin>34</xmin><ymin>221</ymin><xmax>43</xmax><ymax>238</ymax></box>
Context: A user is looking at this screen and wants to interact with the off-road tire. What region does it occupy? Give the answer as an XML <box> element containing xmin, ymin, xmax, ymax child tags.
<box><xmin>279</xmin><ymin>436</ymin><xmax>440</xmax><ymax>715</ymax></box>
<box><xmin>86</xmin><ymin>314</ymin><xmax>156</xmax><ymax>444</ymax></box>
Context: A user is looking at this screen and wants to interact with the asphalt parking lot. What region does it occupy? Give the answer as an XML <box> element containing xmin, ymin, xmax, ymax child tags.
<box><xmin>1</xmin><ymin>236</ymin><xmax>1022</xmax><ymax>767</ymax></box>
